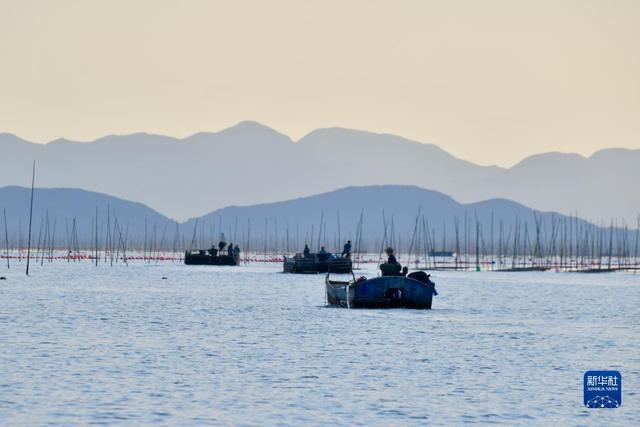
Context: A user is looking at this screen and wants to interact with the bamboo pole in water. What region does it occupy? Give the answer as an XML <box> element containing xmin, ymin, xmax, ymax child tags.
<box><xmin>40</xmin><ymin>211</ymin><xmax>49</xmax><ymax>266</ymax></box>
<box><xmin>454</xmin><ymin>217</ymin><xmax>461</xmax><ymax>270</ymax></box>
<box><xmin>25</xmin><ymin>161</ymin><xmax>36</xmax><ymax>276</ymax></box>
<box><xmin>3</xmin><ymin>208</ymin><xmax>9</xmax><ymax>269</ymax></box>
<box><xmin>316</xmin><ymin>212</ymin><xmax>324</xmax><ymax>252</ymax></box>
<box><xmin>474</xmin><ymin>212</ymin><xmax>480</xmax><ymax>271</ymax></box>
<box><xmin>50</xmin><ymin>218</ymin><xmax>57</xmax><ymax>263</ymax></box>
<box><xmin>95</xmin><ymin>206</ymin><xmax>99</xmax><ymax>266</ymax></box>
<box><xmin>635</xmin><ymin>215</ymin><xmax>640</xmax><ymax>270</ymax></box>
<box><xmin>490</xmin><ymin>212</ymin><xmax>494</xmax><ymax>271</ymax></box>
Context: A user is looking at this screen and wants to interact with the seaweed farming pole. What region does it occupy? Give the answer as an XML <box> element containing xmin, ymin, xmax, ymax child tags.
<box><xmin>497</xmin><ymin>220</ymin><xmax>503</xmax><ymax>270</ymax></box>
<box><xmin>316</xmin><ymin>212</ymin><xmax>324</xmax><ymax>252</ymax></box>
<box><xmin>474</xmin><ymin>212</ymin><xmax>480</xmax><ymax>271</ymax></box>
<box><xmin>143</xmin><ymin>218</ymin><xmax>147</xmax><ymax>261</ymax></box>
<box><xmin>3</xmin><ymin>208</ymin><xmax>9</xmax><ymax>269</ymax></box>
<box><xmin>34</xmin><ymin>218</ymin><xmax>43</xmax><ymax>266</ymax></box>
<box><xmin>233</xmin><ymin>217</ymin><xmax>238</xmax><ymax>246</ymax></box>
<box><xmin>49</xmin><ymin>218</ymin><xmax>57</xmax><ymax>263</ymax></box>
<box><xmin>95</xmin><ymin>206</ymin><xmax>99</xmax><ymax>266</ymax></box>
<box><xmin>264</xmin><ymin>218</ymin><xmax>268</xmax><ymax>260</ymax></box>
<box><xmin>354</xmin><ymin>209</ymin><xmax>364</xmax><ymax>269</ymax></box>
<box><xmin>635</xmin><ymin>215</ymin><xmax>640</xmax><ymax>270</ymax></box>
<box><xmin>441</xmin><ymin>221</ymin><xmax>446</xmax><ymax>262</ymax></box>
<box><xmin>533</xmin><ymin>213</ymin><xmax>541</xmax><ymax>266</ymax></box>
<box><xmin>337</xmin><ymin>211</ymin><xmax>341</xmax><ymax>252</ymax></box>
<box><xmin>157</xmin><ymin>223</ymin><xmax>168</xmax><ymax>263</ymax></box>
<box><xmin>454</xmin><ymin>217</ymin><xmax>461</xmax><ymax>270</ymax></box>
<box><xmin>463</xmin><ymin>213</ymin><xmax>469</xmax><ymax>269</ymax></box>
<box><xmin>18</xmin><ymin>221</ymin><xmax>22</xmax><ymax>262</ymax></box>
<box><xmin>172</xmin><ymin>221</ymin><xmax>179</xmax><ymax>261</ymax></box>
<box><xmin>490</xmin><ymin>212</ymin><xmax>494</xmax><ymax>271</ymax></box>
<box><xmin>377</xmin><ymin>210</ymin><xmax>389</xmax><ymax>269</ymax></box>
<box><xmin>407</xmin><ymin>206</ymin><xmax>422</xmax><ymax>266</ymax></box>
<box><xmin>39</xmin><ymin>212</ymin><xmax>49</xmax><ymax>266</ymax></box>
<box><xmin>512</xmin><ymin>216</ymin><xmax>519</xmax><ymax>270</ymax></box>
<box><xmin>274</xmin><ymin>219</ymin><xmax>279</xmax><ymax>257</ymax></box>
<box><xmin>190</xmin><ymin>219</ymin><xmax>198</xmax><ymax>250</ymax></box>
<box><xmin>607</xmin><ymin>220</ymin><xmax>613</xmax><ymax>270</ymax></box>
<box><xmin>104</xmin><ymin>205</ymin><xmax>110</xmax><ymax>264</ymax></box>
<box><xmin>25</xmin><ymin>161</ymin><xmax>36</xmax><ymax>276</ymax></box>
<box><xmin>421</xmin><ymin>216</ymin><xmax>428</xmax><ymax>269</ymax></box>
<box><xmin>285</xmin><ymin>222</ymin><xmax>290</xmax><ymax>254</ymax></box>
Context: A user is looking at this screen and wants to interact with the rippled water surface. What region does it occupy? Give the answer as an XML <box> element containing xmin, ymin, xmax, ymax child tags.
<box><xmin>1</xmin><ymin>262</ymin><xmax>638</xmax><ymax>425</ymax></box>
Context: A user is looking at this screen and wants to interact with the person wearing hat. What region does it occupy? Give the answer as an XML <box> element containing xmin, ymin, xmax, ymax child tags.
<box><xmin>385</xmin><ymin>247</ymin><xmax>398</xmax><ymax>265</ymax></box>
<box><xmin>341</xmin><ymin>240</ymin><xmax>352</xmax><ymax>258</ymax></box>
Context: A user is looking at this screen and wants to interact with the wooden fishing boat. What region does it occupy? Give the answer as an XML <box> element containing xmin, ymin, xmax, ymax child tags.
<box><xmin>283</xmin><ymin>253</ymin><xmax>352</xmax><ymax>274</ymax></box>
<box><xmin>184</xmin><ymin>250</ymin><xmax>239</xmax><ymax>266</ymax></box>
<box><xmin>498</xmin><ymin>266</ymin><xmax>549</xmax><ymax>272</ymax></box>
<box><xmin>429</xmin><ymin>250</ymin><xmax>454</xmax><ymax>257</ymax></box>
<box><xmin>573</xmin><ymin>267</ymin><xmax>616</xmax><ymax>273</ymax></box>
<box><xmin>326</xmin><ymin>269</ymin><xmax>437</xmax><ymax>309</ymax></box>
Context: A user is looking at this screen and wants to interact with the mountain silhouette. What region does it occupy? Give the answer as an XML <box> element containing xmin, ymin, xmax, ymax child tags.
<box><xmin>1</xmin><ymin>122</ymin><xmax>637</xmax><ymax>223</ymax></box>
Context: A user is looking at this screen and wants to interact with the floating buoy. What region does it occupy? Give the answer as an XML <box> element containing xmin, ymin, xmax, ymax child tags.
<box><xmin>161</xmin><ymin>276</ymin><xmax>168</xmax><ymax>280</ymax></box>
<box><xmin>0</xmin><ymin>277</ymin><xmax>6</xmax><ymax>280</ymax></box>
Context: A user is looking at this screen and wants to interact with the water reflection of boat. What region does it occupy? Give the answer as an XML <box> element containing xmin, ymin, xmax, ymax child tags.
<box><xmin>325</xmin><ymin>268</ymin><xmax>437</xmax><ymax>309</ymax></box>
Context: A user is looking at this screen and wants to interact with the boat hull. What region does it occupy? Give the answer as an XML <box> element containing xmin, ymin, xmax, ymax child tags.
<box><xmin>184</xmin><ymin>253</ymin><xmax>238</xmax><ymax>266</ymax></box>
<box><xmin>326</xmin><ymin>275</ymin><xmax>436</xmax><ymax>309</ymax></box>
<box><xmin>283</xmin><ymin>256</ymin><xmax>352</xmax><ymax>274</ymax></box>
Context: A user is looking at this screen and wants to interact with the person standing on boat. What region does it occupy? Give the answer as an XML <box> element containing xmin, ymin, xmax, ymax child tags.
<box><xmin>303</xmin><ymin>244</ymin><xmax>310</xmax><ymax>257</ymax></box>
<box><xmin>385</xmin><ymin>247</ymin><xmax>398</xmax><ymax>264</ymax></box>
<box><xmin>227</xmin><ymin>243</ymin><xmax>234</xmax><ymax>256</ymax></box>
<box><xmin>342</xmin><ymin>240</ymin><xmax>352</xmax><ymax>258</ymax></box>
<box><xmin>319</xmin><ymin>246</ymin><xmax>327</xmax><ymax>255</ymax></box>
<box><xmin>233</xmin><ymin>245</ymin><xmax>240</xmax><ymax>263</ymax></box>
<box><xmin>218</xmin><ymin>233</ymin><xmax>226</xmax><ymax>253</ymax></box>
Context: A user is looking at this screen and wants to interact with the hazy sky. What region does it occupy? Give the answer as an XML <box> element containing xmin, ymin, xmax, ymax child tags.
<box><xmin>1</xmin><ymin>0</ymin><xmax>639</xmax><ymax>166</ymax></box>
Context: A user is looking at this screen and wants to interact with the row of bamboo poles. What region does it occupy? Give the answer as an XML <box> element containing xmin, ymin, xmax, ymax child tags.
<box><xmin>2</xmin><ymin>205</ymin><xmax>639</xmax><ymax>273</ymax></box>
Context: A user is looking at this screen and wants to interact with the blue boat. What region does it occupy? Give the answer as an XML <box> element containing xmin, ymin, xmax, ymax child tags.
<box><xmin>325</xmin><ymin>269</ymin><xmax>437</xmax><ymax>309</ymax></box>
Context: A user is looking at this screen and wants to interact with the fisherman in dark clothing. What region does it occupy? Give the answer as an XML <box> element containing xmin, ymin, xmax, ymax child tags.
<box><xmin>381</xmin><ymin>247</ymin><xmax>401</xmax><ymax>276</ymax></box>
<box><xmin>303</xmin><ymin>244</ymin><xmax>310</xmax><ymax>257</ymax></box>
<box><xmin>209</xmin><ymin>245</ymin><xmax>218</xmax><ymax>256</ymax></box>
<box><xmin>342</xmin><ymin>240</ymin><xmax>352</xmax><ymax>258</ymax></box>
<box><xmin>227</xmin><ymin>243</ymin><xmax>234</xmax><ymax>256</ymax></box>
<box><xmin>218</xmin><ymin>241</ymin><xmax>226</xmax><ymax>252</ymax></box>
<box><xmin>385</xmin><ymin>247</ymin><xmax>398</xmax><ymax>264</ymax></box>
<box><xmin>232</xmin><ymin>245</ymin><xmax>241</xmax><ymax>265</ymax></box>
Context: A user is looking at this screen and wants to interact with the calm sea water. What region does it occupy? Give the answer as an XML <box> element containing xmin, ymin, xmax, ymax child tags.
<box><xmin>0</xmin><ymin>261</ymin><xmax>638</xmax><ymax>425</ymax></box>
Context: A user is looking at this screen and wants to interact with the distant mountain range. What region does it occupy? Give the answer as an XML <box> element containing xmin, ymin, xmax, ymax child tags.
<box><xmin>0</xmin><ymin>185</ymin><xmax>616</xmax><ymax>253</ymax></box>
<box><xmin>1</xmin><ymin>121</ymin><xmax>638</xmax><ymax>224</ymax></box>
<box><xmin>0</xmin><ymin>186</ymin><xmax>174</xmax><ymax>248</ymax></box>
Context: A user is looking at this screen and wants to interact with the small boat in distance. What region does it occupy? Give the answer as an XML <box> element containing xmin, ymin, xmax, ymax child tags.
<box><xmin>326</xmin><ymin>264</ymin><xmax>437</xmax><ymax>309</ymax></box>
<box><xmin>184</xmin><ymin>249</ymin><xmax>239</xmax><ymax>266</ymax></box>
<box><xmin>283</xmin><ymin>252</ymin><xmax>352</xmax><ymax>274</ymax></box>
<box><xmin>429</xmin><ymin>250</ymin><xmax>454</xmax><ymax>257</ymax></box>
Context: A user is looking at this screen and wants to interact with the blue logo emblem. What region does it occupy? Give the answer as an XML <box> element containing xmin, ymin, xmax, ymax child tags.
<box><xmin>584</xmin><ymin>371</ymin><xmax>621</xmax><ymax>408</ymax></box>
